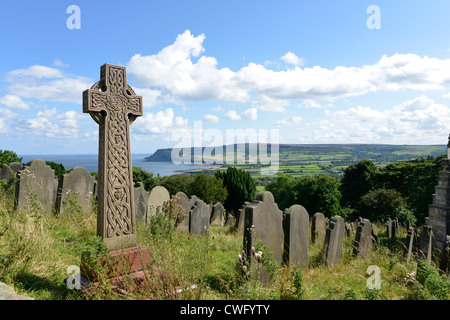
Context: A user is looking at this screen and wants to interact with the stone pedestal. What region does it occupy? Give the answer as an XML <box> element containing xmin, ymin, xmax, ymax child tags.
<box><xmin>79</xmin><ymin>246</ymin><xmax>153</xmax><ymax>293</ymax></box>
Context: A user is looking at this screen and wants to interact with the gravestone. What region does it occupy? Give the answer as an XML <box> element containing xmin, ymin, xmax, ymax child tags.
<box><xmin>352</xmin><ymin>219</ymin><xmax>373</xmax><ymax>258</ymax></box>
<box><xmin>405</xmin><ymin>227</ymin><xmax>417</xmax><ymax>261</ymax></box>
<box><xmin>79</xmin><ymin>63</ymin><xmax>155</xmax><ymax>292</ymax></box>
<box><xmin>224</xmin><ymin>214</ymin><xmax>235</xmax><ymax>227</ymax></box>
<box><xmin>174</xmin><ymin>191</ymin><xmax>190</xmax><ymax>233</ymax></box>
<box><xmin>83</xmin><ymin>63</ymin><xmax>143</xmax><ymax>250</ymax></box>
<box><xmin>283</xmin><ymin>205</ymin><xmax>309</xmax><ymax>269</ymax></box>
<box><xmin>311</xmin><ymin>212</ymin><xmax>326</xmax><ymax>244</ymax></box>
<box><xmin>243</xmin><ymin>191</ymin><xmax>283</xmax><ymax>282</ymax></box>
<box><xmin>418</xmin><ymin>222</ymin><xmax>438</xmax><ymax>264</ymax></box>
<box><xmin>14</xmin><ymin>159</ymin><xmax>55</xmax><ymax>213</ymax></box>
<box><xmin>0</xmin><ymin>162</ymin><xmax>23</xmax><ymax>197</ymax></box>
<box><xmin>147</xmin><ymin>185</ymin><xmax>170</xmax><ymax>219</ymax></box>
<box><xmin>210</xmin><ymin>202</ymin><xmax>225</xmax><ymax>227</ymax></box>
<box><xmin>322</xmin><ymin>216</ymin><xmax>345</xmax><ymax>266</ymax></box>
<box><xmin>133</xmin><ymin>182</ymin><xmax>149</xmax><ymax>222</ymax></box>
<box><xmin>55</xmin><ymin>166</ymin><xmax>96</xmax><ymax>215</ymax></box>
<box><xmin>189</xmin><ymin>199</ymin><xmax>210</xmax><ymax>235</ymax></box>
<box><xmin>236</xmin><ymin>202</ymin><xmax>250</xmax><ymax>235</ymax></box>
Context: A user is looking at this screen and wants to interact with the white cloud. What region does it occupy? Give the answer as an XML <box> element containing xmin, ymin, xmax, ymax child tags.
<box><xmin>203</xmin><ymin>114</ymin><xmax>220</xmax><ymax>123</ymax></box>
<box><xmin>127</xmin><ymin>30</ymin><xmax>249</xmax><ymax>103</ymax></box>
<box><xmin>23</xmin><ymin>108</ymin><xmax>83</xmax><ymax>138</ymax></box>
<box><xmin>276</xmin><ymin>116</ymin><xmax>302</xmax><ymax>127</ymax></box>
<box><xmin>241</xmin><ymin>108</ymin><xmax>258</xmax><ymax>120</ymax></box>
<box><xmin>53</xmin><ymin>59</ymin><xmax>69</xmax><ymax>68</ymax></box>
<box><xmin>133</xmin><ymin>87</ymin><xmax>162</xmax><ymax>108</ymax></box>
<box><xmin>309</xmin><ymin>95</ymin><xmax>450</xmax><ymax>144</ymax></box>
<box><xmin>132</xmin><ymin>107</ymin><xmax>189</xmax><ymax>134</ymax></box>
<box><xmin>6</xmin><ymin>65</ymin><xmax>92</xmax><ymax>103</ymax></box>
<box><xmin>224</xmin><ymin>110</ymin><xmax>241</xmax><ymax>120</ymax></box>
<box><xmin>252</xmin><ymin>95</ymin><xmax>289</xmax><ymax>112</ymax></box>
<box><xmin>0</xmin><ymin>94</ymin><xmax>29</xmax><ymax>110</ymax></box>
<box><xmin>0</xmin><ymin>108</ymin><xmax>18</xmax><ymax>133</ymax></box>
<box><xmin>299</xmin><ymin>99</ymin><xmax>331</xmax><ymax>109</ymax></box>
<box><xmin>280</xmin><ymin>52</ymin><xmax>304</xmax><ymax>66</ymax></box>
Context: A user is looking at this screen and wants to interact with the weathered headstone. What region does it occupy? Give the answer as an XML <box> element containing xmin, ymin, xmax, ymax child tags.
<box><xmin>133</xmin><ymin>182</ymin><xmax>149</xmax><ymax>222</ymax></box>
<box><xmin>322</xmin><ymin>216</ymin><xmax>345</xmax><ymax>266</ymax></box>
<box><xmin>82</xmin><ymin>63</ymin><xmax>143</xmax><ymax>250</ymax></box>
<box><xmin>174</xmin><ymin>191</ymin><xmax>190</xmax><ymax>233</ymax></box>
<box><xmin>189</xmin><ymin>199</ymin><xmax>210</xmax><ymax>235</ymax></box>
<box><xmin>405</xmin><ymin>227</ymin><xmax>416</xmax><ymax>262</ymax></box>
<box><xmin>147</xmin><ymin>186</ymin><xmax>170</xmax><ymax>219</ymax></box>
<box><xmin>0</xmin><ymin>162</ymin><xmax>23</xmax><ymax>197</ymax></box>
<box><xmin>55</xmin><ymin>166</ymin><xmax>96</xmax><ymax>216</ymax></box>
<box><xmin>14</xmin><ymin>159</ymin><xmax>55</xmax><ymax>213</ymax></box>
<box><xmin>311</xmin><ymin>212</ymin><xmax>326</xmax><ymax>244</ymax></box>
<box><xmin>418</xmin><ymin>222</ymin><xmax>437</xmax><ymax>264</ymax></box>
<box><xmin>283</xmin><ymin>205</ymin><xmax>309</xmax><ymax>269</ymax></box>
<box><xmin>224</xmin><ymin>214</ymin><xmax>235</xmax><ymax>227</ymax></box>
<box><xmin>243</xmin><ymin>191</ymin><xmax>283</xmax><ymax>282</ymax></box>
<box><xmin>236</xmin><ymin>202</ymin><xmax>250</xmax><ymax>235</ymax></box>
<box><xmin>210</xmin><ymin>202</ymin><xmax>225</xmax><ymax>227</ymax></box>
<box><xmin>352</xmin><ymin>219</ymin><xmax>373</xmax><ymax>258</ymax></box>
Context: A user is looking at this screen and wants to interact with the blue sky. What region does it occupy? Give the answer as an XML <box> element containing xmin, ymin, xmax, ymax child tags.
<box><xmin>2</xmin><ymin>1</ymin><xmax>450</xmax><ymax>155</ymax></box>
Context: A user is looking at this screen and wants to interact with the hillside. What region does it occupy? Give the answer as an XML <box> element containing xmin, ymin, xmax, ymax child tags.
<box><xmin>143</xmin><ymin>144</ymin><xmax>447</xmax><ymax>179</ymax></box>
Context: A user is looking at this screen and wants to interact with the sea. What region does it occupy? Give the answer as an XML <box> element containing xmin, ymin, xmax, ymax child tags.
<box><xmin>19</xmin><ymin>154</ymin><xmax>211</xmax><ymax>177</ymax></box>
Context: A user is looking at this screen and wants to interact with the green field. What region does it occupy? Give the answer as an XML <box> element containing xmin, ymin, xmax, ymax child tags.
<box><xmin>177</xmin><ymin>144</ymin><xmax>446</xmax><ymax>182</ymax></box>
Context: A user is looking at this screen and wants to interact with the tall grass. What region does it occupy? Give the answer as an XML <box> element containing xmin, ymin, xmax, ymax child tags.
<box><xmin>0</xmin><ymin>188</ymin><xmax>449</xmax><ymax>300</ymax></box>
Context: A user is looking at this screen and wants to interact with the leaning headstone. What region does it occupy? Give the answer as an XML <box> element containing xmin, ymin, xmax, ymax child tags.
<box><xmin>147</xmin><ymin>186</ymin><xmax>170</xmax><ymax>219</ymax></box>
<box><xmin>352</xmin><ymin>219</ymin><xmax>373</xmax><ymax>258</ymax></box>
<box><xmin>311</xmin><ymin>212</ymin><xmax>326</xmax><ymax>244</ymax></box>
<box><xmin>418</xmin><ymin>223</ymin><xmax>437</xmax><ymax>264</ymax></box>
<box><xmin>283</xmin><ymin>205</ymin><xmax>309</xmax><ymax>269</ymax></box>
<box><xmin>439</xmin><ymin>235</ymin><xmax>450</xmax><ymax>275</ymax></box>
<box><xmin>236</xmin><ymin>202</ymin><xmax>250</xmax><ymax>235</ymax></box>
<box><xmin>224</xmin><ymin>214</ymin><xmax>235</xmax><ymax>227</ymax></box>
<box><xmin>133</xmin><ymin>182</ymin><xmax>149</xmax><ymax>222</ymax></box>
<box><xmin>243</xmin><ymin>191</ymin><xmax>283</xmax><ymax>282</ymax></box>
<box><xmin>0</xmin><ymin>162</ymin><xmax>23</xmax><ymax>197</ymax></box>
<box><xmin>14</xmin><ymin>159</ymin><xmax>55</xmax><ymax>213</ymax></box>
<box><xmin>55</xmin><ymin>166</ymin><xmax>96</xmax><ymax>216</ymax></box>
<box><xmin>322</xmin><ymin>216</ymin><xmax>345</xmax><ymax>266</ymax></box>
<box><xmin>405</xmin><ymin>227</ymin><xmax>416</xmax><ymax>262</ymax></box>
<box><xmin>174</xmin><ymin>191</ymin><xmax>190</xmax><ymax>233</ymax></box>
<box><xmin>210</xmin><ymin>202</ymin><xmax>225</xmax><ymax>227</ymax></box>
<box><xmin>189</xmin><ymin>199</ymin><xmax>210</xmax><ymax>235</ymax></box>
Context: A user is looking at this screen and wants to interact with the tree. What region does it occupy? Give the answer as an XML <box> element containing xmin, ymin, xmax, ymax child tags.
<box><xmin>0</xmin><ymin>149</ymin><xmax>22</xmax><ymax>167</ymax></box>
<box><xmin>294</xmin><ymin>175</ymin><xmax>342</xmax><ymax>218</ymax></box>
<box><xmin>264</xmin><ymin>172</ymin><xmax>296</xmax><ymax>211</ymax></box>
<box><xmin>188</xmin><ymin>173</ymin><xmax>228</xmax><ymax>204</ymax></box>
<box><xmin>132</xmin><ymin>166</ymin><xmax>158</xmax><ymax>191</ymax></box>
<box><xmin>215</xmin><ymin>166</ymin><xmax>256</xmax><ymax>215</ymax></box>
<box><xmin>158</xmin><ymin>174</ymin><xmax>194</xmax><ymax>196</ymax></box>
<box><xmin>375</xmin><ymin>155</ymin><xmax>444</xmax><ymax>224</ymax></box>
<box><xmin>45</xmin><ymin>161</ymin><xmax>67</xmax><ymax>178</ymax></box>
<box><xmin>340</xmin><ymin>159</ymin><xmax>378</xmax><ymax>209</ymax></box>
<box><xmin>357</xmin><ymin>188</ymin><xmax>407</xmax><ymax>222</ymax></box>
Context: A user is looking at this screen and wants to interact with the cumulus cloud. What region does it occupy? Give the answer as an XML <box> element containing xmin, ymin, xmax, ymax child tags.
<box><xmin>224</xmin><ymin>110</ymin><xmax>241</xmax><ymax>120</ymax></box>
<box><xmin>5</xmin><ymin>65</ymin><xmax>92</xmax><ymax>103</ymax></box>
<box><xmin>128</xmin><ymin>30</ymin><xmax>450</xmax><ymax>110</ymax></box>
<box><xmin>132</xmin><ymin>107</ymin><xmax>189</xmax><ymax>134</ymax></box>
<box><xmin>23</xmin><ymin>108</ymin><xmax>83</xmax><ymax>138</ymax></box>
<box><xmin>280</xmin><ymin>52</ymin><xmax>304</xmax><ymax>66</ymax></box>
<box><xmin>203</xmin><ymin>114</ymin><xmax>220</xmax><ymax>123</ymax></box>
<box><xmin>0</xmin><ymin>95</ymin><xmax>30</xmax><ymax>110</ymax></box>
<box><xmin>276</xmin><ymin>116</ymin><xmax>302</xmax><ymax>128</ymax></box>
<box><xmin>309</xmin><ymin>95</ymin><xmax>450</xmax><ymax>144</ymax></box>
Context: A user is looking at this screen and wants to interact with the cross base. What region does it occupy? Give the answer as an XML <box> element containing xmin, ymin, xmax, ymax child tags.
<box><xmin>67</xmin><ymin>246</ymin><xmax>197</xmax><ymax>298</ymax></box>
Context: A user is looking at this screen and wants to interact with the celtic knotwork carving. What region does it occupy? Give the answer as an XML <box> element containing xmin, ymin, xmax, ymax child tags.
<box><xmin>83</xmin><ymin>64</ymin><xmax>143</xmax><ymax>249</ymax></box>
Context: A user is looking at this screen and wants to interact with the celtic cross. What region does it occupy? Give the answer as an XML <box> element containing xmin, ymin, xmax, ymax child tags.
<box><xmin>83</xmin><ymin>63</ymin><xmax>143</xmax><ymax>250</ymax></box>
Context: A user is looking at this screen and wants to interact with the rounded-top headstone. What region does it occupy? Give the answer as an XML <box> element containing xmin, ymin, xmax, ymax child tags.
<box><xmin>147</xmin><ymin>185</ymin><xmax>170</xmax><ymax>218</ymax></box>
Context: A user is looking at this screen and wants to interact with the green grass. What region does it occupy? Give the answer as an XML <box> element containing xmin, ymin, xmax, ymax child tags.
<box><xmin>0</xmin><ymin>190</ymin><xmax>449</xmax><ymax>300</ymax></box>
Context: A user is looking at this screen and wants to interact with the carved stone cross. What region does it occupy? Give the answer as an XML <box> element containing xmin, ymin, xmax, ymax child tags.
<box><xmin>83</xmin><ymin>63</ymin><xmax>143</xmax><ymax>250</ymax></box>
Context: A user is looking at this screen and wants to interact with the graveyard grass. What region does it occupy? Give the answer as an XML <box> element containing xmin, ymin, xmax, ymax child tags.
<box><xmin>0</xmin><ymin>191</ymin><xmax>448</xmax><ymax>300</ymax></box>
